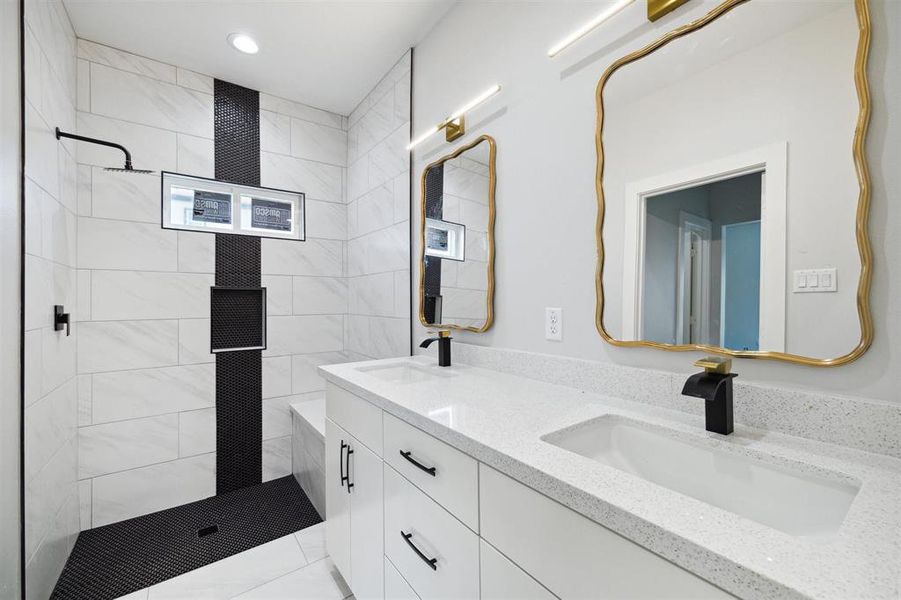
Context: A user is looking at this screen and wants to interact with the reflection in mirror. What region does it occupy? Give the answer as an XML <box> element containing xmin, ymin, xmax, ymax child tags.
<box><xmin>598</xmin><ymin>0</ymin><xmax>870</xmax><ymax>364</ymax></box>
<box><xmin>420</xmin><ymin>136</ymin><xmax>496</xmax><ymax>332</ymax></box>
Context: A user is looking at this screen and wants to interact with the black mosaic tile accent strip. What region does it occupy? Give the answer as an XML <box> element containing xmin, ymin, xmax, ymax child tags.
<box><xmin>213</xmin><ymin>79</ymin><xmax>263</xmax><ymax>494</ymax></box>
<box><xmin>216</xmin><ymin>351</ymin><xmax>263</xmax><ymax>492</ymax></box>
<box><xmin>423</xmin><ymin>164</ymin><xmax>444</xmax><ymax>323</ymax></box>
<box><xmin>214</xmin><ymin>79</ymin><xmax>260</xmax><ymax>186</ymax></box>
<box><xmin>50</xmin><ymin>476</ymin><xmax>322</xmax><ymax>600</ymax></box>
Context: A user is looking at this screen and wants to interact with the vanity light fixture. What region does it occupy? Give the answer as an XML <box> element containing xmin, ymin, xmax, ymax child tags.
<box><xmin>547</xmin><ymin>0</ymin><xmax>635</xmax><ymax>58</ymax></box>
<box><xmin>407</xmin><ymin>84</ymin><xmax>501</xmax><ymax>150</ymax></box>
<box><xmin>228</xmin><ymin>33</ymin><xmax>259</xmax><ymax>55</ymax></box>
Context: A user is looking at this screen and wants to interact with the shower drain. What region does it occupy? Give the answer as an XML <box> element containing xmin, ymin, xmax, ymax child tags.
<box><xmin>197</xmin><ymin>524</ymin><xmax>219</xmax><ymax>538</ymax></box>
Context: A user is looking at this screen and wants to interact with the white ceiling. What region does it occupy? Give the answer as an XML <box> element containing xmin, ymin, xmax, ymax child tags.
<box><xmin>62</xmin><ymin>0</ymin><xmax>455</xmax><ymax>115</ymax></box>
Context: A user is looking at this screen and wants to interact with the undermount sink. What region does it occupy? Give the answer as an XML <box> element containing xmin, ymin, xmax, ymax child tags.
<box><xmin>356</xmin><ymin>361</ymin><xmax>456</xmax><ymax>384</ymax></box>
<box><xmin>542</xmin><ymin>416</ymin><xmax>859</xmax><ymax>538</ymax></box>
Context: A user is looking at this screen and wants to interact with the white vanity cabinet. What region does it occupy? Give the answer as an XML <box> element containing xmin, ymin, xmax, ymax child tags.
<box><xmin>325</xmin><ymin>385</ymin><xmax>384</xmax><ymax>600</ymax></box>
<box><xmin>325</xmin><ymin>381</ymin><xmax>733</xmax><ymax>600</ymax></box>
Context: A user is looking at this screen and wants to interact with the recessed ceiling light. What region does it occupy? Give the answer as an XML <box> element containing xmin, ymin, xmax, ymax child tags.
<box><xmin>228</xmin><ymin>33</ymin><xmax>259</xmax><ymax>55</ymax></box>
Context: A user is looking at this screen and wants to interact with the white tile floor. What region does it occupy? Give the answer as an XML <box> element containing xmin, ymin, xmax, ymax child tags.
<box><xmin>114</xmin><ymin>523</ymin><xmax>353</xmax><ymax>600</ymax></box>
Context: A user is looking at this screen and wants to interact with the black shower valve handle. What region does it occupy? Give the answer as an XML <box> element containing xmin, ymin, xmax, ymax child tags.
<box><xmin>54</xmin><ymin>305</ymin><xmax>70</xmax><ymax>336</ymax></box>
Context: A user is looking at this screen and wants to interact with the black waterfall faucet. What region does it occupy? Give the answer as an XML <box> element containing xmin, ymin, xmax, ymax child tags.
<box><xmin>681</xmin><ymin>357</ymin><xmax>738</xmax><ymax>435</ymax></box>
<box><xmin>420</xmin><ymin>331</ymin><xmax>452</xmax><ymax>367</ymax></box>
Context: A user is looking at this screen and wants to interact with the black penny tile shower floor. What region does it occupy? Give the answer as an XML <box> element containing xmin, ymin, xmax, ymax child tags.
<box><xmin>50</xmin><ymin>476</ymin><xmax>322</xmax><ymax>600</ymax></box>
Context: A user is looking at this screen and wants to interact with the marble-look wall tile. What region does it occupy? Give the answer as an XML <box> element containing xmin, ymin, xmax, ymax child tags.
<box><xmin>24</xmin><ymin>436</ymin><xmax>77</xmax><ymax>566</ymax></box>
<box><xmin>41</xmin><ymin>322</ymin><xmax>77</xmax><ymax>395</ymax></box>
<box><xmin>260</xmin><ymin>152</ymin><xmax>342</xmax><ymax>204</ymax></box>
<box><xmin>260</xmin><ymin>110</ymin><xmax>290</xmax><ymax>155</ymax></box>
<box><xmin>348</xmin><ymin>272</ymin><xmax>395</xmax><ymax>317</ymax></box>
<box><xmin>77</xmin><ymin>374</ymin><xmax>92</xmax><ymax>425</ymax></box>
<box><xmin>176</xmin><ymin>68</ymin><xmax>213</xmax><ymax>95</ymax></box>
<box><xmin>78</xmin><ymin>217</ymin><xmax>178</xmax><ymax>271</ymax></box>
<box><xmin>78</xmin><ymin>320</ymin><xmax>178</xmax><ymax>373</ymax></box>
<box><xmin>262</xmin><ymin>275</ymin><xmax>293</xmax><ymax>316</ymax></box>
<box><xmin>291</xmin><ymin>352</ymin><xmax>352</xmax><ymax>394</ymax></box>
<box><xmin>25</xmin><ymin>103</ymin><xmax>60</xmax><ymax>198</ymax></box>
<box><xmin>355</xmin><ymin>183</ymin><xmax>394</xmax><ymax>237</ymax></box>
<box><xmin>176</xmin><ymin>134</ymin><xmax>214</xmax><ymax>178</ymax></box>
<box><xmin>90</xmin><ymin>63</ymin><xmax>213</xmax><ymax>137</ymax></box>
<box><xmin>76</xmin><ymin>163</ymin><xmax>92</xmax><ymax>215</ymax></box>
<box><xmin>79</xmin><ymin>480</ymin><xmax>91</xmax><ymax>530</ymax></box>
<box><xmin>25</xmin><ymin>487</ymin><xmax>79</xmax><ymax>600</ymax></box>
<box><xmin>261</xmin><ymin>238</ymin><xmax>343</xmax><ymax>277</ymax></box>
<box><xmin>177</xmin><ymin>231</ymin><xmax>215</xmax><ymax>274</ymax></box>
<box><xmin>347</xmin><ymin>222</ymin><xmax>408</xmax><ymax>276</ymax></box>
<box><xmin>40</xmin><ymin>193</ymin><xmax>76</xmax><ymax>267</ymax></box>
<box><xmin>394</xmin><ymin>271</ymin><xmax>410</xmax><ymax>318</ymax></box>
<box><xmin>91</xmin><ymin>453</ymin><xmax>215</xmax><ymax>527</ymax></box>
<box><xmin>262</xmin><ymin>396</ymin><xmax>295</xmax><ymax>441</ymax></box>
<box><xmin>77</xmin><ymin>112</ymin><xmax>177</xmax><ymax>171</ymax></box>
<box><xmin>305</xmin><ymin>200</ymin><xmax>346</xmax><ymax>240</ymax></box>
<box><xmin>290</xmin><ymin>119</ymin><xmax>347</xmax><ymax>167</ymax></box>
<box><xmin>91</xmin><ymin>167</ymin><xmax>160</xmax><ymax>225</ymax></box>
<box><xmin>25</xmin><ymin>378</ymin><xmax>77</xmax><ymax>483</ymax></box>
<box><xmin>259</xmin><ymin>93</ymin><xmax>344</xmax><ymax>130</ymax></box>
<box><xmin>263</xmin><ymin>436</ymin><xmax>292</xmax><ymax>482</ymax></box>
<box><xmin>177</xmin><ymin>318</ymin><xmax>212</xmax><ymax>365</ymax></box>
<box><xmin>91</xmin><ymin>364</ymin><xmax>214</xmax><ymax>423</ymax></box>
<box><xmin>178</xmin><ymin>408</ymin><xmax>214</xmax><ymax>458</ymax></box>
<box><xmin>78</xmin><ymin>40</ymin><xmax>176</xmax><ymax>83</ymax></box>
<box><xmin>91</xmin><ymin>271</ymin><xmax>213</xmax><ymax>320</ymax></box>
<box><xmin>292</xmin><ymin>277</ymin><xmax>347</xmax><ymax>315</ymax></box>
<box><xmin>24</xmin><ymin>330</ymin><xmax>42</xmax><ymax>407</ymax></box>
<box><xmin>263</xmin><ymin>356</ymin><xmax>292</xmax><ymax>399</ymax></box>
<box><xmin>79</xmin><ymin>414</ymin><xmax>179</xmax><ymax>478</ymax></box>
<box><xmin>264</xmin><ymin>315</ymin><xmax>343</xmax><ymax>357</ymax></box>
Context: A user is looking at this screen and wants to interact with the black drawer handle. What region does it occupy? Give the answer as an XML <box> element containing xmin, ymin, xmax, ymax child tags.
<box><xmin>401</xmin><ymin>531</ymin><xmax>438</xmax><ymax>571</ymax></box>
<box><xmin>345</xmin><ymin>446</ymin><xmax>354</xmax><ymax>493</ymax></box>
<box><xmin>339</xmin><ymin>441</ymin><xmax>349</xmax><ymax>487</ymax></box>
<box><xmin>400</xmin><ymin>450</ymin><xmax>437</xmax><ymax>477</ymax></box>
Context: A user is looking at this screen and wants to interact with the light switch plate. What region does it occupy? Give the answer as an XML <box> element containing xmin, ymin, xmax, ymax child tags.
<box><xmin>793</xmin><ymin>268</ymin><xmax>837</xmax><ymax>293</ymax></box>
<box><xmin>545</xmin><ymin>307</ymin><xmax>563</xmax><ymax>341</ymax></box>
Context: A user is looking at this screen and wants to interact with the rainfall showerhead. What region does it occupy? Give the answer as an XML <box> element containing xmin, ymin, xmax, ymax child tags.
<box><xmin>103</xmin><ymin>166</ymin><xmax>156</xmax><ymax>174</ymax></box>
<box><xmin>55</xmin><ymin>127</ymin><xmax>156</xmax><ymax>175</ymax></box>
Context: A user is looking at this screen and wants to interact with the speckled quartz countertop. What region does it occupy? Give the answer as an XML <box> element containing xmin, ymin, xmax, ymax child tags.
<box><xmin>320</xmin><ymin>356</ymin><xmax>901</xmax><ymax>600</ymax></box>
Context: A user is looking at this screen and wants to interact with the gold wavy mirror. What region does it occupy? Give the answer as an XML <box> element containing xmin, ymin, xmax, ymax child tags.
<box><xmin>419</xmin><ymin>135</ymin><xmax>497</xmax><ymax>332</ymax></box>
<box><xmin>596</xmin><ymin>0</ymin><xmax>871</xmax><ymax>366</ymax></box>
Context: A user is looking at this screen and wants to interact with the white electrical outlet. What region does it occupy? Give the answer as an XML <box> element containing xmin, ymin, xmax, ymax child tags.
<box><xmin>545</xmin><ymin>307</ymin><xmax>563</xmax><ymax>341</ymax></box>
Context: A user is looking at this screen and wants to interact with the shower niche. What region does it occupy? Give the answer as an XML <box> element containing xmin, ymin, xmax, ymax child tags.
<box><xmin>210</xmin><ymin>287</ymin><xmax>267</xmax><ymax>352</ymax></box>
<box><xmin>161</xmin><ymin>172</ymin><xmax>306</xmax><ymax>241</ymax></box>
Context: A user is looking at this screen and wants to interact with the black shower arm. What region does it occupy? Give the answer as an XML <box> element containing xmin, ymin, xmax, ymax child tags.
<box><xmin>55</xmin><ymin>127</ymin><xmax>133</xmax><ymax>169</ymax></box>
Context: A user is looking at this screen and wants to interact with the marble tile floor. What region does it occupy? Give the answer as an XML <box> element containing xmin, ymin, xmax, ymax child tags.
<box><xmin>114</xmin><ymin>523</ymin><xmax>354</xmax><ymax>600</ymax></box>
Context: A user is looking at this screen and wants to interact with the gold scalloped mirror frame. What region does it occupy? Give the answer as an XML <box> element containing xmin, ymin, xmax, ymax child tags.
<box><xmin>595</xmin><ymin>0</ymin><xmax>872</xmax><ymax>366</ymax></box>
<box><xmin>419</xmin><ymin>134</ymin><xmax>497</xmax><ymax>333</ymax></box>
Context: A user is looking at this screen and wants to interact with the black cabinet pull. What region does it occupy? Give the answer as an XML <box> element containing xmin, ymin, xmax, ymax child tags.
<box><xmin>345</xmin><ymin>446</ymin><xmax>354</xmax><ymax>493</ymax></box>
<box><xmin>339</xmin><ymin>440</ymin><xmax>348</xmax><ymax>487</ymax></box>
<box><xmin>401</xmin><ymin>531</ymin><xmax>438</xmax><ymax>571</ymax></box>
<box><xmin>400</xmin><ymin>450</ymin><xmax>437</xmax><ymax>477</ymax></box>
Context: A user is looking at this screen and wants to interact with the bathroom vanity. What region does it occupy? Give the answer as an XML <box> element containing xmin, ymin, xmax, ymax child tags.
<box><xmin>321</xmin><ymin>356</ymin><xmax>901</xmax><ymax>600</ymax></box>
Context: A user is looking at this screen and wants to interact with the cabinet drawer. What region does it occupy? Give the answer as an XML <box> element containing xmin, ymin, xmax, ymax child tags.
<box><xmin>479</xmin><ymin>465</ymin><xmax>734</xmax><ymax>599</ymax></box>
<box><xmin>383</xmin><ymin>413</ymin><xmax>479</xmax><ymax>531</ymax></box>
<box><xmin>384</xmin><ymin>464</ymin><xmax>479</xmax><ymax>600</ymax></box>
<box><xmin>326</xmin><ymin>382</ymin><xmax>382</xmax><ymax>456</ymax></box>
<box><xmin>385</xmin><ymin>557</ymin><xmax>420</xmax><ymax>600</ymax></box>
<box><xmin>480</xmin><ymin>540</ymin><xmax>557</xmax><ymax>600</ymax></box>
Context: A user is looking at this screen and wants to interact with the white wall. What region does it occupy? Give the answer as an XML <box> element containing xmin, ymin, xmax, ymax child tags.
<box><xmin>413</xmin><ymin>0</ymin><xmax>901</xmax><ymax>403</ymax></box>
<box><xmin>345</xmin><ymin>52</ymin><xmax>412</xmax><ymax>359</ymax></box>
<box><xmin>0</xmin><ymin>0</ymin><xmax>22</xmax><ymax>596</ymax></box>
<box><xmin>23</xmin><ymin>0</ymin><xmax>80</xmax><ymax>597</ymax></box>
